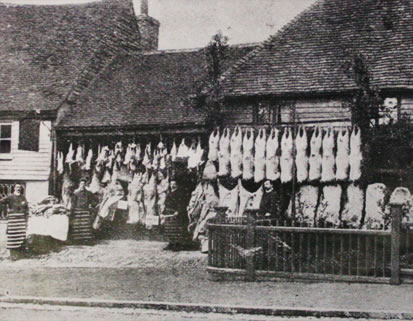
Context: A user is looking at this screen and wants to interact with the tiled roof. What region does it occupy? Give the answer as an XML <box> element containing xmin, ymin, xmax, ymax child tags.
<box><xmin>57</xmin><ymin>44</ymin><xmax>256</xmax><ymax>130</ymax></box>
<box><xmin>0</xmin><ymin>0</ymin><xmax>140</xmax><ymax>112</ymax></box>
<box><xmin>220</xmin><ymin>0</ymin><xmax>413</xmax><ymax>97</ymax></box>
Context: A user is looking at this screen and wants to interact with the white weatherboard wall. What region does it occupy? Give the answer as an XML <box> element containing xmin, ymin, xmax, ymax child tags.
<box><xmin>293</xmin><ymin>98</ymin><xmax>351</xmax><ymax>124</ymax></box>
<box><xmin>223</xmin><ymin>98</ymin><xmax>352</xmax><ymax>127</ymax></box>
<box><xmin>25</xmin><ymin>180</ymin><xmax>49</xmax><ymax>204</ymax></box>
<box><xmin>0</xmin><ymin>120</ymin><xmax>52</xmax><ymax>203</ymax></box>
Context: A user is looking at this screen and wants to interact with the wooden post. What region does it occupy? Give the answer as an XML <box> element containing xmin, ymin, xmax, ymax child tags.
<box><xmin>390</xmin><ymin>203</ymin><xmax>402</xmax><ymax>285</ymax></box>
<box><xmin>291</xmin><ymin>103</ymin><xmax>297</xmax><ymax>221</ymax></box>
<box><xmin>389</xmin><ymin>187</ymin><xmax>411</xmax><ymax>285</ymax></box>
<box><xmin>49</xmin><ymin>128</ymin><xmax>58</xmax><ymax>196</ymax></box>
<box><xmin>215</xmin><ymin>206</ymin><xmax>228</xmax><ymax>224</ymax></box>
<box><xmin>245</xmin><ymin>210</ymin><xmax>256</xmax><ymax>282</ymax></box>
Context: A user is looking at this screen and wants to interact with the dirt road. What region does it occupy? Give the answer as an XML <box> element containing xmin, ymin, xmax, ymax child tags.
<box><xmin>0</xmin><ymin>239</ymin><xmax>413</xmax><ymax>312</ymax></box>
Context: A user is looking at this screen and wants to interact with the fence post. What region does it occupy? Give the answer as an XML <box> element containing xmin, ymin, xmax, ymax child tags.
<box><xmin>215</xmin><ymin>206</ymin><xmax>228</xmax><ymax>224</ymax></box>
<box><xmin>245</xmin><ymin>210</ymin><xmax>256</xmax><ymax>282</ymax></box>
<box><xmin>390</xmin><ymin>201</ymin><xmax>402</xmax><ymax>285</ymax></box>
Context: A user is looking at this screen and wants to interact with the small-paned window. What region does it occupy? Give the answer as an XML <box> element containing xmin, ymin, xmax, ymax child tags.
<box><xmin>255</xmin><ymin>101</ymin><xmax>271</xmax><ymax>124</ymax></box>
<box><xmin>0</xmin><ymin>124</ymin><xmax>12</xmax><ymax>154</ymax></box>
<box><xmin>278</xmin><ymin>101</ymin><xmax>296</xmax><ymax>124</ymax></box>
<box><xmin>272</xmin><ymin>104</ymin><xmax>281</xmax><ymax>125</ymax></box>
<box><xmin>254</xmin><ymin>100</ymin><xmax>295</xmax><ymax>125</ymax></box>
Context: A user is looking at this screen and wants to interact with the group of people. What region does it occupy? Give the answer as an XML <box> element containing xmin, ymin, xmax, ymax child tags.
<box><xmin>0</xmin><ymin>176</ymin><xmax>286</xmax><ymax>260</ymax></box>
<box><xmin>0</xmin><ymin>178</ymin><xmax>98</xmax><ymax>259</ymax></box>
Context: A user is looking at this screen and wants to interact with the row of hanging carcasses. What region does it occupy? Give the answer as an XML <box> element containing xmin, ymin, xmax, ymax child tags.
<box><xmin>56</xmin><ymin>138</ymin><xmax>206</xmax><ymax>177</ymax></box>
<box><xmin>56</xmin><ymin>139</ymin><xmax>205</xmax><ymax>227</ymax></box>
<box><xmin>208</xmin><ymin>126</ymin><xmax>363</xmax><ymax>183</ymax></box>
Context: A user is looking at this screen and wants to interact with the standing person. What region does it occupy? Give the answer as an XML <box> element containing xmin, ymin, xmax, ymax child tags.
<box><xmin>93</xmin><ymin>179</ymin><xmax>126</xmax><ymax>231</ymax></box>
<box><xmin>70</xmin><ymin>177</ymin><xmax>97</xmax><ymax>243</ymax></box>
<box><xmin>259</xmin><ymin>180</ymin><xmax>282</xmax><ymax>220</ymax></box>
<box><xmin>164</xmin><ymin>180</ymin><xmax>188</xmax><ymax>227</ymax></box>
<box><xmin>0</xmin><ymin>184</ymin><xmax>29</xmax><ymax>259</ymax></box>
<box><xmin>164</xmin><ymin>179</ymin><xmax>191</xmax><ymax>249</ymax></box>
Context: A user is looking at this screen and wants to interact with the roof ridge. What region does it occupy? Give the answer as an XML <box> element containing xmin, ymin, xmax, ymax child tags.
<box><xmin>141</xmin><ymin>42</ymin><xmax>259</xmax><ymax>55</ymax></box>
<box><xmin>216</xmin><ymin>0</ymin><xmax>325</xmax><ymax>87</ymax></box>
<box><xmin>0</xmin><ymin>0</ymin><xmax>103</xmax><ymax>7</ymax></box>
<box><xmin>0</xmin><ymin>0</ymin><xmax>136</xmax><ymax>7</ymax></box>
<box><xmin>55</xmin><ymin>52</ymin><xmax>121</xmax><ymax>126</ymax></box>
<box><xmin>142</xmin><ymin>48</ymin><xmax>203</xmax><ymax>55</ymax></box>
<box><xmin>68</xmin><ymin>50</ymin><xmax>122</xmax><ymax>103</ymax></box>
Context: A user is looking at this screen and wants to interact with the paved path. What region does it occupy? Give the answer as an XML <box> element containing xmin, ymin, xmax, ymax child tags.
<box><xmin>0</xmin><ymin>303</ymin><xmax>404</xmax><ymax>321</ymax></box>
<box><xmin>1</xmin><ymin>266</ymin><xmax>413</xmax><ymax>313</ymax></box>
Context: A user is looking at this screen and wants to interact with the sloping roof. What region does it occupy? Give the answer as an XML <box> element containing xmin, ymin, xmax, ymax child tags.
<box><xmin>0</xmin><ymin>0</ymin><xmax>140</xmax><ymax>112</ymax></box>
<box><xmin>220</xmin><ymin>0</ymin><xmax>413</xmax><ymax>97</ymax></box>
<box><xmin>57</xmin><ymin>44</ymin><xmax>256</xmax><ymax>130</ymax></box>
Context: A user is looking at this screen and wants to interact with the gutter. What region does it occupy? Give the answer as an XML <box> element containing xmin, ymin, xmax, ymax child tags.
<box><xmin>0</xmin><ymin>109</ymin><xmax>57</xmax><ymax>121</ymax></box>
<box><xmin>55</xmin><ymin>122</ymin><xmax>208</xmax><ymax>137</ymax></box>
<box><xmin>1</xmin><ymin>296</ymin><xmax>413</xmax><ymax>320</ymax></box>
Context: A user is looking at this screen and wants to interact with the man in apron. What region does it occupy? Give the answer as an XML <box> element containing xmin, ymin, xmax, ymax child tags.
<box><xmin>70</xmin><ymin>177</ymin><xmax>97</xmax><ymax>243</ymax></box>
<box><xmin>0</xmin><ymin>184</ymin><xmax>28</xmax><ymax>259</ymax></box>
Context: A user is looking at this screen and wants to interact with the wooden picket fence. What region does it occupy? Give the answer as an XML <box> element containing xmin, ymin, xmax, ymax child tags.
<box><xmin>207</xmin><ymin>204</ymin><xmax>413</xmax><ymax>284</ymax></box>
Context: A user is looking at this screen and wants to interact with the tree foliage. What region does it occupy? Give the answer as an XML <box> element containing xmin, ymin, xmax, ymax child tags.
<box><xmin>200</xmin><ymin>31</ymin><xmax>229</xmax><ymax>128</ymax></box>
<box><xmin>342</xmin><ymin>52</ymin><xmax>413</xmax><ymax>189</ymax></box>
<box><xmin>342</xmin><ymin>53</ymin><xmax>382</xmax><ymax>131</ymax></box>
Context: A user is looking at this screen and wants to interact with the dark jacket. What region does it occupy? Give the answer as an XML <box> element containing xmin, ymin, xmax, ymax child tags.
<box><xmin>0</xmin><ymin>194</ymin><xmax>28</xmax><ymax>216</ymax></box>
<box><xmin>164</xmin><ymin>188</ymin><xmax>188</xmax><ymax>226</ymax></box>
<box><xmin>71</xmin><ymin>189</ymin><xmax>96</xmax><ymax>210</ymax></box>
<box><xmin>259</xmin><ymin>189</ymin><xmax>281</xmax><ymax>219</ymax></box>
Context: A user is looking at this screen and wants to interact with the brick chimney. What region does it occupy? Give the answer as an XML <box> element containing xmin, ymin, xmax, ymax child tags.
<box><xmin>137</xmin><ymin>0</ymin><xmax>160</xmax><ymax>51</ymax></box>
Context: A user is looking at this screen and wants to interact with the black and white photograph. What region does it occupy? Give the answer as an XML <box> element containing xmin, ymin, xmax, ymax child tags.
<box><xmin>1</xmin><ymin>0</ymin><xmax>413</xmax><ymax>320</ymax></box>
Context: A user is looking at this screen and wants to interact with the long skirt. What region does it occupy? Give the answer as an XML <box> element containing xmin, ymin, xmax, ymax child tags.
<box><xmin>71</xmin><ymin>209</ymin><xmax>93</xmax><ymax>242</ymax></box>
<box><xmin>7</xmin><ymin>213</ymin><xmax>27</xmax><ymax>249</ymax></box>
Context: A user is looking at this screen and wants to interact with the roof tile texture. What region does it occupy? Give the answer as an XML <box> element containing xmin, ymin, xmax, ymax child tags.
<box><xmin>221</xmin><ymin>0</ymin><xmax>413</xmax><ymax>97</ymax></box>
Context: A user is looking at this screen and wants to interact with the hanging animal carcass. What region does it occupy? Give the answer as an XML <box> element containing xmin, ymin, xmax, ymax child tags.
<box><xmin>230</xmin><ymin>126</ymin><xmax>243</xmax><ymax>179</ymax></box>
<box><xmin>309</xmin><ymin>126</ymin><xmax>322</xmax><ymax>181</ymax></box>
<box><xmin>266</xmin><ymin>127</ymin><xmax>280</xmax><ymax>181</ymax></box>
<box><xmin>218</xmin><ymin>128</ymin><xmax>231</xmax><ymax>176</ymax></box>
<box><xmin>242</xmin><ymin>128</ymin><xmax>254</xmax><ymax>181</ymax></box>
<box><xmin>280</xmin><ymin>127</ymin><xmax>294</xmax><ymax>183</ymax></box>
<box><xmin>295</xmin><ymin>126</ymin><xmax>309</xmax><ymax>183</ymax></box>
<box><xmin>254</xmin><ymin>128</ymin><xmax>266</xmax><ymax>183</ymax></box>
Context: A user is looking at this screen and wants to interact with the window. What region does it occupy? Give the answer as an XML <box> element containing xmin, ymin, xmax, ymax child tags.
<box><xmin>277</xmin><ymin>100</ymin><xmax>296</xmax><ymax>124</ymax></box>
<box><xmin>255</xmin><ymin>101</ymin><xmax>271</xmax><ymax>124</ymax></box>
<box><xmin>272</xmin><ymin>104</ymin><xmax>281</xmax><ymax>124</ymax></box>
<box><xmin>254</xmin><ymin>100</ymin><xmax>281</xmax><ymax>125</ymax></box>
<box><xmin>0</xmin><ymin>124</ymin><xmax>12</xmax><ymax>154</ymax></box>
<box><xmin>378</xmin><ymin>97</ymin><xmax>399</xmax><ymax>125</ymax></box>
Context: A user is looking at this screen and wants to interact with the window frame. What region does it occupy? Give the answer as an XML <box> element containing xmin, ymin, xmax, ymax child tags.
<box><xmin>0</xmin><ymin>122</ymin><xmax>13</xmax><ymax>159</ymax></box>
<box><xmin>253</xmin><ymin>101</ymin><xmax>269</xmax><ymax>125</ymax></box>
<box><xmin>253</xmin><ymin>100</ymin><xmax>286</xmax><ymax>125</ymax></box>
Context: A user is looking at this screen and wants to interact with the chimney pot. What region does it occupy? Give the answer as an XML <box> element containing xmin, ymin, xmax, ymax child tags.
<box><xmin>141</xmin><ymin>0</ymin><xmax>148</xmax><ymax>15</ymax></box>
